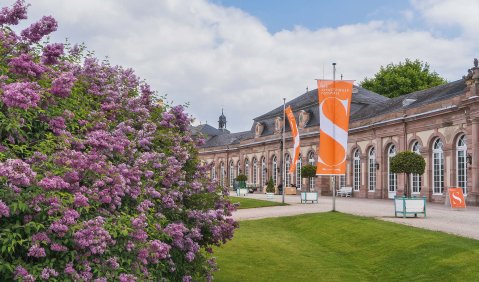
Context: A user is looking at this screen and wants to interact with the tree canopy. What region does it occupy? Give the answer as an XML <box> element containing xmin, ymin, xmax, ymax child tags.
<box><xmin>390</xmin><ymin>151</ymin><xmax>425</xmax><ymax>197</ymax></box>
<box><xmin>390</xmin><ymin>151</ymin><xmax>426</xmax><ymax>175</ymax></box>
<box><xmin>300</xmin><ymin>164</ymin><xmax>317</xmax><ymax>178</ymax></box>
<box><xmin>360</xmin><ymin>59</ymin><xmax>447</xmax><ymax>98</ymax></box>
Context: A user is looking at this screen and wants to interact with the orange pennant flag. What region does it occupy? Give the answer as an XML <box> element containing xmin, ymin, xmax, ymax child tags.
<box><xmin>317</xmin><ymin>80</ymin><xmax>354</xmax><ymax>175</ymax></box>
<box><xmin>285</xmin><ymin>106</ymin><xmax>300</xmax><ymax>173</ymax></box>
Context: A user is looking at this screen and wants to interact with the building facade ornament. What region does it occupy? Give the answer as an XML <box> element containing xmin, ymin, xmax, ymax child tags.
<box><xmin>274</xmin><ymin>117</ymin><xmax>283</xmax><ymax>133</ymax></box>
<box><xmin>255</xmin><ymin>122</ymin><xmax>264</xmax><ymax>137</ymax></box>
<box><xmin>298</xmin><ymin>110</ymin><xmax>310</xmax><ymax>129</ymax></box>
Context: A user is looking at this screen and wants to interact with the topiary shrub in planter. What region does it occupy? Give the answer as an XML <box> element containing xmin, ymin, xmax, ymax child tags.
<box><xmin>301</xmin><ymin>164</ymin><xmax>317</xmax><ymax>192</ymax></box>
<box><xmin>266</xmin><ymin>176</ymin><xmax>275</xmax><ymax>193</ymax></box>
<box><xmin>265</xmin><ymin>176</ymin><xmax>275</xmax><ymax>199</ymax></box>
<box><xmin>0</xmin><ymin>1</ymin><xmax>237</xmax><ymax>281</ymax></box>
<box><xmin>236</xmin><ymin>174</ymin><xmax>247</xmax><ymax>188</ymax></box>
<box><xmin>390</xmin><ymin>151</ymin><xmax>426</xmax><ymax>197</ymax></box>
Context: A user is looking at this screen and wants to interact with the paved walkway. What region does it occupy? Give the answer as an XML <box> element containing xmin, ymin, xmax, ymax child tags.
<box><xmin>231</xmin><ymin>192</ymin><xmax>479</xmax><ymax>240</ymax></box>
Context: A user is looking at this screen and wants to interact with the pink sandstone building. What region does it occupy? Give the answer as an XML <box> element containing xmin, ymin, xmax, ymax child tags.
<box><xmin>194</xmin><ymin>60</ymin><xmax>479</xmax><ymax>206</ymax></box>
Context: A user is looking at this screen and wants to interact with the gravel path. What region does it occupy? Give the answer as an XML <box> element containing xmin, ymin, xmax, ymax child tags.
<box><xmin>231</xmin><ymin>192</ymin><xmax>479</xmax><ymax>240</ymax></box>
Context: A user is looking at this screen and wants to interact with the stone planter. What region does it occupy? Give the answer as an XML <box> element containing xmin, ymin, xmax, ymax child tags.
<box><xmin>266</xmin><ymin>192</ymin><xmax>274</xmax><ymax>199</ymax></box>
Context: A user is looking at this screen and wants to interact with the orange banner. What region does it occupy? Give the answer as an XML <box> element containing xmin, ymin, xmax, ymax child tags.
<box><xmin>285</xmin><ymin>106</ymin><xmax>300</xmax><ymax>173</ymax></box>
<box><xmin>448</xmin><ymin>188</ymin><xmax>466</xmax><ymax>208</ymax></box>
<box><xmin>317</xmin><ymin>80</ymin><xmax>354</xmax><ymax>175</ymax></box>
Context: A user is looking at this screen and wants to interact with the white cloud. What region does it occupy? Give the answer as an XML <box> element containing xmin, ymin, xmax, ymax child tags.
<box><xmin>4</xmin><ymin>0</ymin><xmax>477</xmax><ymax>132</ymax></box>
<box><xmin>411</xmin><ymin>0</ymin><xmax>479</xmax><ymax>37</ymax></box>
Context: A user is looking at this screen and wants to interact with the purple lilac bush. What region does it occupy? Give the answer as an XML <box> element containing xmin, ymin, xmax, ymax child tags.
<box><xmin>0</xmin><ymin>1</ymin><xmax>237</xmax><ymax>281</ymax></box>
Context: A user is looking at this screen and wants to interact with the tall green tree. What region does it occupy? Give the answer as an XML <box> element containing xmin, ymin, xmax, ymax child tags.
<box><xmin>360</xmin><ymin>59</ymin><xmax>447</xmax><ymax>98</ymax></box>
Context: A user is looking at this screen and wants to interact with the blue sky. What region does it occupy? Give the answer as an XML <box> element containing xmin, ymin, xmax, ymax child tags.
<box><xmin>214</xmin><ymin>0</ymin><xmax>413</xmax><ymax>33</ymax></box>
<box><xmin>8</xmin><ymin>0</ymin><xmax>479</xmax><ymax>132</ymax></box>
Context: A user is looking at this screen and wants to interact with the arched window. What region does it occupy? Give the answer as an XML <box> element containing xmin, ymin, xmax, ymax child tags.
<box><xmin>368</xmin><ymin>147</ymin><xmax>376</xmax><ymax>192</ymax></box>
<box><xmin>220</xmin><ymin>162</ymin><xmax>225</xmax><ymax>187</ymax></box>
<box><xmin>285</xmin><ymin>154</ymin><xmax>291</xmax><ymax>186</ymax></box>
<box><xmin>308</xmin><ymin>151</ymin><xmax>315</xmax><ymax>190</ymax></box>
<box><xmin>211</xmin><ymin>163</ymin><xmax>216</xmax><ymax>180</ymax></box>
<box><xmin>296</xmin><ymin>154</ymin><xmax>302</xmax><ymax>189</ymax></box>
<box><xmin>457</xmin><ymin>135</ymin><xmax>467</xmax><ymax>195</ymax></box>
<box><xmin>433</xmin><ymin>138</ymin><xmax>444</xmax><ymax>194</ymax></box>
<box><xmin>411</xmin><ymin>141</ymin><xmax>422</xmax><ymax>194</ymax></box>
<box><xmin>388</xmin><ymin>145</ymin><xmax>397</xmax><ymax>196</ymax></box>
<box><xmin>353</xmin><ymin>150</ymin><xmax>360</xmax><ymax>191</ymax></box>
<box><xmin>272</xmin><ymin>156</ymin><xmax>278</xmax><ymax>186</ymax></box>
<box><xmin>261</xmin><ymin>157</ymin><xmax>266</xmax><ymax>187</ymax></box>
<box><xmin>229</xmin><ymin>160</ymin><xmax>235</xmax><ymax>187</ymax></box>
<box><xmin>237</xmin><ymin>160</ymin><xmax>241</xmax><ymax>177</ymax></box>
<box><xmin>244</xmin><ymin>158</ymin><xmax>249</xmax><ymax>183</ymax></box>
<box><xmin>252</xmin><ymin>157</ymin><xmax>258</xmax><ymax>186</ymax></box>
<box><xmin>339</xmin><ymin>174</ymin><xmax>346</xmax><ymax>188</ymax></box>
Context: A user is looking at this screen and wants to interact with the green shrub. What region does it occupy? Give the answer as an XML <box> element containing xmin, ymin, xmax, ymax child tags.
<box><xmin>236</xmin><ymin>174</ymin><xmax>247</xmax><ymax>182</ymax></box>
<box><xmin>0</xmin><ymin>2</ymin><xmax>237</xmax><ymax>280</ymax></box>
<box><xmin>266</xmin><ymin>176</ymin><xmax>275</xmax><ymax>193</ymax></box>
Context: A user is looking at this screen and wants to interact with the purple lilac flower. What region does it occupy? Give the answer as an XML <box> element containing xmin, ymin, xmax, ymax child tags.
<box><xmin>14</xmin><ymin>266</ymin><xmax>35</xmax><ymax>282</ymax></box>
<box><xmin>38</xmin><ymin>176</ymin><xmax>70</xmax><ymax>190</ymax></box>
<box><xmin>0</xmin><ymin>0</ymin><xmax>28</xmax><ymax>25</ymax></box>
<box><xmin>183</xmin><ymin>275</ymin><xmax>192</xmax><ymax>282</ymax></box>
<box><xmin>131</xmin><ymin>214</ymin><xmax>147</xmax><ymax>229</ymax></box>
<box><xmin>50</xmin><ymin>71</ymin><xmax>76</xmax><ymax>98</ymax></box>
<box><xmin>73</xmin><ymin>217</ymin><xmax>114</xmax><ymax>255</ymax></box>
<box><xmin>50</xmin><ymin>243</ymin><xmax>68</xmax><ymax>252</ymax></box>
<box><xmin>27</xmin><ymin>244</ymin><xmax>46</xmax><ymax>257</ymax></box>
<box><xmin>48</xmin><ymin>116</ymin><xmax>66</xmax><ymax>135</ymax></box>
<box><xmin>106</xmin><ymin>257</ymin><xmax>119</xmax><ymax>269</ymax></box>
<box><xmin>137</xmin><ymin>200</ymin><xmax>154</xmax><ymax>213</ymax></box>
<box><xmin>64</xmin><ymin>263</ymin><xmax>76</xmax><ymax>275</ymax></box>
<box><xmin>42</xmin><ymin>43</ymin><xmax>64</xmax><ymax>65</ymax></box>
<box><xmin>32</xmin><ymin>232</ymin><xmax>51</xmax><ymax>244</ymax></box>
<box><xmin>41</xmin><ymin>267</ymin><xmax>58</xmax><ymax>280</ymax></box>
<box><xmin>61</xmin><ymin>209</ymin><xmax>80</xmax><ymax>225</ymax></box>
<box><xmin>49</xmin><ymin>221</ymin><xmax>69</xmax><ymax>237</ymax></box>
<box><xmin>148</xmin><ymin>240</ymin><xmax>171</xmax><ymax>263</ymax></box>
<box><xmin>0</xmin><ymin>158</ymin><xmax>36</xmax><ymax>186</ymax></box>
<box><xmin>0</xmin><ymin>200</ymin><xmax>10</xmax><ymax>218</ymax></box>
<box><xmin>8</xmin><ymin>53</ymin><xmax>46</xmax><ymax>78</ymax></box>
<box><xmin>119</xmin><ymin>273</ymin><xmax>137</xmax><ymax>282</ymax></box>
<box><xmin>1</xmin><ymin>82</ymin><xmax>41</xmax><ymax>109</ymax></box>
<box><xmin>74</xmin><ymin>192</ymin><xmax>89</xmax><ymax>207</ymax></box>
<box><xmin>164</xmin><ymin>223</ymin><xmax>187</xmax><ymax>249</ymax></box>
<box><xmin>130</xmin><ymin>229</ymin><xmax>148</xmax><ymax>242</ymax></box>
<box><xmin>21</xmin><ymin>15</ymin><xmax>57</xmax><ymax>43</ymax></box>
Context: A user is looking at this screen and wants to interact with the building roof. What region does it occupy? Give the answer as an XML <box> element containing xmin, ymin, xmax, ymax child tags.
<box><xmin>250</xmin><ymin>85</ymin><xmax>388</xmax><ymax>136</ymax></box>
<box><xmin>254</xmin><ymin>85</ymin><xmax>388</xmax><ymax>121</ymax></box>
<box><xmin>190</xmin><ymin>124</ymin><xmax>223</xmax><ymax>137</ymax></box>
<box><xmin>197</xmin><ymin>79</ymin><xmax>468</xmax><ymax>149</ymax></box>
<box><xmin>202</xmin><ymin>130</ymin><xmax>253</xmax><ymax>148</ymax></box>
<box><xmin>351</xmin><ymin>79</ymin><xmax>466</xmax><ymax>121</ymax></box>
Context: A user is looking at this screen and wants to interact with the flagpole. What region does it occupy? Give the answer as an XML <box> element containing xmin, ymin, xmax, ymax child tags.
<box><xmin>282</xmin><ymin>98</ymin><xmax>286</xmax><ymax>204</ymax></box>
<box><xmin>332</xmin><ymin>62</ymin><xmax>337</xmax><ymax>212</ymax></box>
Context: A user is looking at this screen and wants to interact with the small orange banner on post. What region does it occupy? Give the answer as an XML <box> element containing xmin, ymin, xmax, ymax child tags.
<box><xmin>317</xmin><ymin>80</ymin><xmax>354</xmax><ymax>175</ymax></box>
<box><xmin>448</xmin><ymin>188</ymin><xmax>466</xmax><ymax>208</ymax></box>
<box><xmin>285</xmin><ymin>106</ymin><xmax>300</xmax><ymax>173</ymax></box>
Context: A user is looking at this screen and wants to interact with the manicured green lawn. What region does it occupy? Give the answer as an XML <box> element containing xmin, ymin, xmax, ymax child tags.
<box><xmin>229</xmin><ymin>196</ymin><xmax>288</xmax><ymax>209</ymax></box>
<box><xmin>214</xmin><ymin>212</ymin><xmax>479</xmax><ymax>281</ymax></box>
